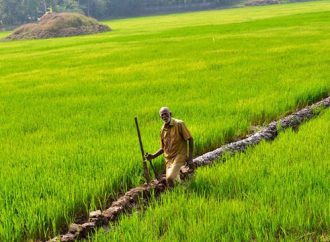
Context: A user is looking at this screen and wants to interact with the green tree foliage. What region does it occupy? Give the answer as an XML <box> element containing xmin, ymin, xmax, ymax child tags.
<box><xmin>56</xmin><ymin>0</ymin><xmax>83</xmax><ymax>13</ymax></box>
<box><xmin>0</xmin><ymin>0</ymin><xmax>241</xmax><ymax>27</ymax></box>
<box><xmin>0</xmin><ymin>0</ymin><xmax>39</xmax><ymax>25</ymax></box>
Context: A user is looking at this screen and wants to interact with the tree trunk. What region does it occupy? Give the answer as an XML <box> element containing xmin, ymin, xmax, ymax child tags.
<box><xmin>43</xmin><ymin>0</ymin><xmax>47</xmax><ymax>13</ymax></box>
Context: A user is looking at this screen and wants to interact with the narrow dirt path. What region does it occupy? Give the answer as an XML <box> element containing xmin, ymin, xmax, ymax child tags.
<box><xmin>48</xmin><ymin>96</ymin><xmax>330</xmax><ymax>242</ymax></box>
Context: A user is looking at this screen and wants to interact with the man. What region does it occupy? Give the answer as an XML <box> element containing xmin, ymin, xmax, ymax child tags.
<box><xmin>146</xmin><ymin>107</ymin><xmax>194</xmax><ymax>187</ymax></box>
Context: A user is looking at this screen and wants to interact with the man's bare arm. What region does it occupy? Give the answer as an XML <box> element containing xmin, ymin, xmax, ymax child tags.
<box><xmin>187</xmin><ymin>137</ymin><xmax>194</xmax><ymax>169</ymax></box>
<box><xmin>188</xmin><ymin>137</ymin><xmax>193</xmax><ymax>162</ymax></box>
<box><xmin>146</xmin><ymin>148</ymin><xmax>164</xmax><ymax>160</ymax></box>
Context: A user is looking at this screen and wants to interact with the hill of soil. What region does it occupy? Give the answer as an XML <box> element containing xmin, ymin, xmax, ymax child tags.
<box><xmin>5</xmin><ymin>12</ymin><xmax>111</xmax><ymax>40</ymax></box>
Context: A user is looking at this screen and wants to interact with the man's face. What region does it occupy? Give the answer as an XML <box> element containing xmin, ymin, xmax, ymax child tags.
<box><xmin>160</xmin><ymin>110</ymin><xmax>171</xmax><ymax>124</ymax></box>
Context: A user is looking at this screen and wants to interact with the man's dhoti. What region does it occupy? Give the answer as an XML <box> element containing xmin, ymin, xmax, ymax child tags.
<box><xmin>165</xmin><ymin>155</ymin><xmax>185</xmax><ymax>183</ymax></box>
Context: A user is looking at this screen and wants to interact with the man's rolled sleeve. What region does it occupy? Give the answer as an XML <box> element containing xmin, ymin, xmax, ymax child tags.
<box><xmin>180</xmin><ymin>122</ymin><xmax>192</xmax><ymax>141</ymax></box>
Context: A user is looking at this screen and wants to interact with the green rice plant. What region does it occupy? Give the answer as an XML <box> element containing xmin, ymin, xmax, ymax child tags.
<box><xmin>92</xmin><ymin>108</ymin><xmax>330</xmax><ymax>242</ymax></box>
<box><xmin>0</xmin><ymin>1</ymin><xmax>330</xmax><ymax>240</ymax></box>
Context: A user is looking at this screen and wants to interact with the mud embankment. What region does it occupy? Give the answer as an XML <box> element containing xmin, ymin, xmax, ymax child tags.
<box><xmin>48</xmin><ymin>96</ymin><xmax>330</xmax><ymax>242</ymax></box>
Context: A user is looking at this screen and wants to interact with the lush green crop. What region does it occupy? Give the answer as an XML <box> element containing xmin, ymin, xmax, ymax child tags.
<box><xmin>92</xmin><ymin>109</ymin><xmax>330</xmax><ymax>242</ymax></box>
<box><xmin>109</xmin><ymin>0</ymin><xmax>330</xmax><ymax>34</ymax></box>
<box><xmin>0</xmin><ymin>1</ymin><xmax>329</xmax><ymax>240</ymax></box>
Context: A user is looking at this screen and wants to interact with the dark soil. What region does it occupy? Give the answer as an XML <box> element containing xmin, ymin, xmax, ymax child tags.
<box><xmin>4</xmin><ymin>12</ymin><xmax>111</xmax><ymax>40</ymax></box>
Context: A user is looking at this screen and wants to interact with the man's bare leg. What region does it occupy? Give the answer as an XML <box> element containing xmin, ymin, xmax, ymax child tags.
<box><xmin>166</xmin><ymin>161</ymin><xmax>184</xmax><ymax>187</ymax></box>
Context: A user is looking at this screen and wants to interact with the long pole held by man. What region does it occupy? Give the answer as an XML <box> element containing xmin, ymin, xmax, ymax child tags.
<box><xmin>134</xmin><ymin>117</ymin><xmax>151</xmax><ymax>183</ymax></box>
<box><xmin>145</xmin><ymin>107</ymin><xmax>194</xmax><ymax>187</ymax></box>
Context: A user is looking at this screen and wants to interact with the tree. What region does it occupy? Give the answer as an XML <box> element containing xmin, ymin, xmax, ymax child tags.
<box><xmin>0</xmin><ymin>0</ymin><xmax>40</xmax><ymax>25</ymax></box>
<box><xmin>79</xmin><ymin>0</ymin><xmax>107</xmax><ymax>18</ymax></box>
<box><xmin>55</xmin><ymin>0</ymin><xmax>83</xmax><ymax>13</ymax></box>
<box><xmin>1</xmin><ymin>0</ymin><xmax>243</xmax><ymax>27</ymax></box>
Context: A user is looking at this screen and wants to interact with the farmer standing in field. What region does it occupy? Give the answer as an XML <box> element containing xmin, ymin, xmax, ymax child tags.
<box><xmin>146</xmin><ymin>107</ymin><xmax>194</xmax><ymax>187</ymax></box>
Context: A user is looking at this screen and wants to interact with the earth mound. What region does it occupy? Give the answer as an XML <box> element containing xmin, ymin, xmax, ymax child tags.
<box><xmin>5</xmin><ymin>12</ymin><xmax>111</xmax><ymax>40</ymax></box>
